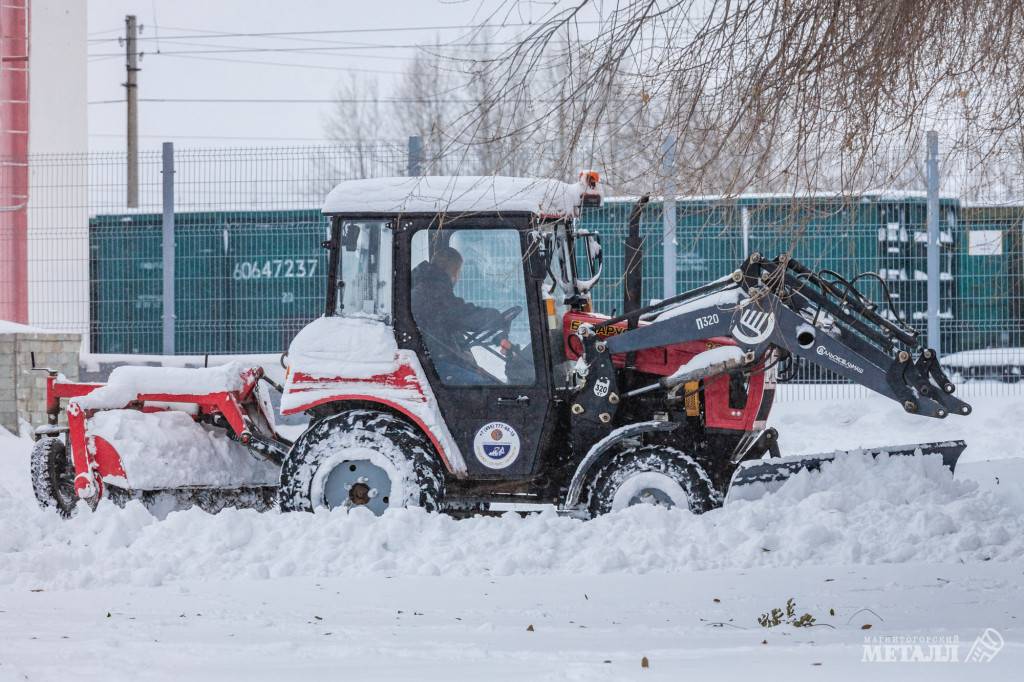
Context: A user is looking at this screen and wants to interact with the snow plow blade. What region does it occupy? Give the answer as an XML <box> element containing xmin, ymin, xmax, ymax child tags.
<box><xmin>730</xmin><ymin>440</ymin><xmax>967</xmax><ymax>489</ymax></box>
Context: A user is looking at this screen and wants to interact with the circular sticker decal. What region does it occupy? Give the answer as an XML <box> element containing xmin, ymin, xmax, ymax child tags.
<box><xmin>473</xmin><ymin>421</ymin><xmax>521</xmax><ymax>470</ymax></box>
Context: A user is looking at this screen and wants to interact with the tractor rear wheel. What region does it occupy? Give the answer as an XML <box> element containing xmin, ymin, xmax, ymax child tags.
<box><xmin>30</xmin><ymin>436</ymin><xmax>86</xmax><ymax>518</ymax></box>
<box><xmin>278</xmin><ymin>410</ymin><xmax>444</xmax><ymax>514</ymax></box>
<box><xmin>582</xmin><ymin>444</ymin><xmax>720</xmax><ymax>518</ymax></box>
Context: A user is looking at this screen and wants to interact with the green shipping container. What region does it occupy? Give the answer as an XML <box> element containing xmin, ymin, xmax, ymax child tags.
<box><xmin>957</xmin><ymin>205</ymin><xmax>1024</xmax><ymax>351</ymax></box>
<box><xmin>90</xmin><ymin>210</ymin><xmax>328</xmax><ymax>355</ymax></box>
<box><xmin>92</xmin><ymin>195</ymin><xmax>1023</xmax><ymax>359</ymax></box>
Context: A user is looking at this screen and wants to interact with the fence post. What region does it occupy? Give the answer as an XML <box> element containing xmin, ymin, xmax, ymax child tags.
<box><xmin>407</xmin><ymin>135</ymin><xmax>423</xmax><ymax>177</ymax></box>
<box><xmin>161</xmin><ymin>142</ymin><xmax>176</xmax><ymax>355</ymax></box>
<box><xmin>740</xmin><ymin>205</ymin><xmax>750</xmax><ymax>258</ymax></box>
<box><xmin>661</xmin><ymin>134</ymin><xmax>678</xmax><ymax>300</ymax></box>
<box><xmin>926</xmin><ymin>131</ymin><xmax>940</xmax><ymax>353</ymax></box>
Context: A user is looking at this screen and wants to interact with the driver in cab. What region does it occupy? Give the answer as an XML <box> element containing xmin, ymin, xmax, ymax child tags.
<box><xmin>411</xmin><ymin>246</ymin><xmax>507</xmax><ymax>384</ymax></box>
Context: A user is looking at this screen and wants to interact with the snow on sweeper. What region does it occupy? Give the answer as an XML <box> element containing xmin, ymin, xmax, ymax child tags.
<box><xmin>30</xmin><ymin>173</ymin><xmax>972</xmax><ymax>518</ymax></box>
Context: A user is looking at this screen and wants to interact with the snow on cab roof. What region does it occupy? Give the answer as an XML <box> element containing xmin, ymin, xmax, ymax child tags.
<box><xmin>322</xmin><ymin>176</ymin><xmax>583</xmax><ymax>217</ymax></box>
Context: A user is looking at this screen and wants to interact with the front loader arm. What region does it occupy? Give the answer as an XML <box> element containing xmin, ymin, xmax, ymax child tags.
<box><xmin>600</xmin><ymin>254</ymin><xmax>971</xmax><ymax>419</ymax></box>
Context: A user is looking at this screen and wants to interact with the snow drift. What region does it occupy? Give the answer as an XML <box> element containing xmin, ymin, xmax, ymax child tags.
<box><xmin>2</xmin><ymin>433</ymin><xmax>1021</xmax><ymax>589</ymax></box>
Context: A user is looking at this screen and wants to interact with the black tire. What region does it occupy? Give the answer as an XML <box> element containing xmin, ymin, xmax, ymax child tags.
<box><xmin>278</xmin><ymin>409</ymin><xmax>445</xmax><ymax>514</ymax></box>
<box><xmin>582</xmin><ymin>444</ymin><xmax>721</xmax><ymax>518</ymax></box>
<box><xmin>30</xmin><ymin>436</ymin><xmax>86</xmax><ymax>518</ymax></box>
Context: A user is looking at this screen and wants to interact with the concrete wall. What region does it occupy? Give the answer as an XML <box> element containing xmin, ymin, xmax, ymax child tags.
<box><xmin>0</xmin><ymin>328</ymin><xmax>80</xmax><ymax>434</ymax></box>
<box><xmin>0</xmin><ymin>336</ymin><xmax>15</xmax><ymax>432</ymax></box>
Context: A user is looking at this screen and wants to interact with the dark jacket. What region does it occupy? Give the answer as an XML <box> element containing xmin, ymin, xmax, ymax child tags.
<box><xmin>410</xmin><ymin>261</ymin><xmax>503</xmax><ymax>364</ymax></box>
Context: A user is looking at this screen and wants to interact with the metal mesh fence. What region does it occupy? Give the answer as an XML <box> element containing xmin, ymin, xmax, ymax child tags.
<box><xmin>577</xmin><ymin>189</ymin><xmax>1023</xmax><ymax>399</ymax></box>
<box><xmin>12</xmin><ymin>139</ymin><xmax>1024</xmax><ymax>401</ymax></box>
<box><xmin>25</xmin><ymin>143</ymin><xmax>406</xmax><ymax>355</ymax></box>
<box><xmin>938</xmin><ymin>147</ymin><xmax>1024</xmax><ymax>394</ymax></box>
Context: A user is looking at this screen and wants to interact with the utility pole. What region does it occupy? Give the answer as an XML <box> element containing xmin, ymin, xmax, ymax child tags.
<box><xmin>125</xmin><ymin>14</ymin><xmax>139</xmax><ymax>208</ymax></box>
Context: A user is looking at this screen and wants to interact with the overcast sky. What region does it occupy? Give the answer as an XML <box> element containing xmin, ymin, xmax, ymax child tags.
<box><xmin>87</xmin><ymin>0</ymin><xmax>557</xmax><ymax>151</ymax></box>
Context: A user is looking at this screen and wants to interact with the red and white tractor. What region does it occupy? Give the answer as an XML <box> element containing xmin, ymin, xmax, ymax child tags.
<box><xmin>31</xmin><ymin>173</ymin><xmax>970</xmax><ymax>518</ymax></box>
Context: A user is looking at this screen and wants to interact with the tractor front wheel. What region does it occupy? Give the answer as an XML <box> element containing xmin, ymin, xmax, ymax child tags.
<box><xmin>582</xmin><ymin>444</ymin><xmax>720</xmax><ymax>518</ymax></box>
<box><xmin>30</xmin><ymin>436</ymin><xmax>89</xmax><ymax>518</ymax></box>
<box><xmin>278</xmin><ymin>410</ymin><xmax>444</xmax><ymax>515</ymax></box>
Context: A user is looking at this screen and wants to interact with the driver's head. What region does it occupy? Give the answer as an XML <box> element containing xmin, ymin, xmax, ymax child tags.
<box><xmin>431</xmin><ymin>246</ymin><xmax>463</xmax><ymax>285</ymax></box>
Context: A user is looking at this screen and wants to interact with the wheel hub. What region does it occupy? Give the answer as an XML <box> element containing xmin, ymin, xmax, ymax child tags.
<box><xmin>322</xmin><ymin>459</ymin><xmax>393</xmax><ymax>515</ymax></box>
<box><xmin>631</xmin><ymin>487</ymin><xmax>676</xmax><ymax>508</ymax></box>
<box><xmin>348</xmin><ymin>482</ymin><xmax>371</xmax><ymax>506</ymax></box>
<box><xmin>610</xmin><ymin>471</ymin><xmax>690</xmax><ymax>513</ymax></box>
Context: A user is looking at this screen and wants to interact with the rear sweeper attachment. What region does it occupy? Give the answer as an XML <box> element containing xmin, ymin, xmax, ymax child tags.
<box><xmin>31</xmin><ymin>174</ymin><xmax>970</xmax><ymax>518</ymax></box>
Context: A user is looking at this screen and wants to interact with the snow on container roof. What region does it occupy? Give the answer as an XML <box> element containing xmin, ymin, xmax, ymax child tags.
<box><xmin>322</xmin><ymin>176</ymin><xmax>583</xmax><ymax>217</ymax></box>
<box><xmin>603</xmin><ymin>189</ymin><xmax>961</xmax><ymax>203</ymax></box>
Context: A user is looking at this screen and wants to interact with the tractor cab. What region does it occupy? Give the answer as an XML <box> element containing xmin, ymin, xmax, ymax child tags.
<box><xmin>283</xmin><ymin>175</ymin><xmax>604</xmax><ymax>484</ymax></box>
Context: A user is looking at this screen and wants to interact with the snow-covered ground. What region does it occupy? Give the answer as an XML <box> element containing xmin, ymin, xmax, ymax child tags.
<box><xmin>772</xmin><ymin>387</ymin><xmax>1021</xmax><ymax>464</ymax></box>
<box><xmin>1</xmin><ymin>391</ymin><xmax>1023</xmax><ymax>680</ymax></box>
<box><xmin>2</xmin><ymin>563</ymin><xmax>1020</xmax><ymax>680</ymax></box>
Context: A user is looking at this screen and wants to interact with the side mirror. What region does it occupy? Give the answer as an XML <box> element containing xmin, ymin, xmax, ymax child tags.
<box><xmin>342</xmin><ymin>223</ymin><xmax>361</xmax><ymax>251</ymax></box>
<box><xmin>526</xmin><ymin>231</ymin><xmax>551</xmax><ymax>279</ymax></box>
<box><xmin>577</xmin><ymin>230</ymin><xmax>603</xmax><ymax>290</ymax></box>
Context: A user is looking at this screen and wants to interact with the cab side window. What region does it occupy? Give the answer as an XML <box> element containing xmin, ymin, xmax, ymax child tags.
<box><xmin>410</xmin><ymin>229</ymin><xmax>536</xmax><ymax>386</ymax></box>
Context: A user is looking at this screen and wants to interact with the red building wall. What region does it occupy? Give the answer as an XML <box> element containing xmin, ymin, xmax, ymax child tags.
<box><xmin>0</xmin><ymin>0</ymin><xmax>30</xmax><ymax>323</ymax></box>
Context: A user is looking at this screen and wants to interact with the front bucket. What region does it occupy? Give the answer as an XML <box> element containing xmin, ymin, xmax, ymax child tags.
<box><xmin>730</xmin><ymin>440</ymin><xmax>967</xmax><ymax>490</ymax></box>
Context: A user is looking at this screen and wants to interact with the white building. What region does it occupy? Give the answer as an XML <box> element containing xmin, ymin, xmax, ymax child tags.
<box><xmin>27</xmin><ymin>0</ymin><xmax>89</xmax><ymax>335</ymax></box>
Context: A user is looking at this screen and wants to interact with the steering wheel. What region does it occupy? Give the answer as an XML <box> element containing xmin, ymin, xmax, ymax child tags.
<box><xmin>463</xmin><ymin>305</ymin><xmax>522</xmax><ymax>348</ymax></box>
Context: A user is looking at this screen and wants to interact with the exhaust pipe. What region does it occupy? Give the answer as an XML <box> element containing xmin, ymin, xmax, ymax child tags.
<box><xmin>624</xmin><ymin>194</ymin><xmax>650</xmax><ymax>331</ymax></box>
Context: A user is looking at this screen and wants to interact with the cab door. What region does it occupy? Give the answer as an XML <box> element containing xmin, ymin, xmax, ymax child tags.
<box><xmin>395</xmin><ymin>216</ymin><xmax>554</xmax><ymax>479</ymax></box>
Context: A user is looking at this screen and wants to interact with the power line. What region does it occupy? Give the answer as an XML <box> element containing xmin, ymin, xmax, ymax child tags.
<box><xmin>154</xmin><ymin>53</ymin><xmax>406</xmax><ymax>75</ymax></box>
<box><xmin>88</xmin><ymin>26</ymin><xmax>124</xmax><ymax>37</ymax></box>
<box><xmin>89</xmin><ymin>98</ymin><xmax>337</xmax><ymax>105</ymax></box>
<box><xmin>87</xmin><ymin>95</ymin><xmax>611</xmax><ymax>105</ymax></box>
<box><xmin>117</xmin><ymin>34</ymin><xmax>424</xmax><ymax>70</ymax></box>
<box><xmin>89</xmin><ymin>132</ymin><xmax>335</xmax><ymax>141</ymax></box>
<box><xmin>141</xmin><ymin>34</ymin><xmax>398</xmax><ymax>54</ymax></box>
<box><xmin>87</xmin><ymin>40</ymin><xmax>526</xmax><ymax>59</ymax></box>
<box><xmin>89</xmin><ymin>97</ymin><xmax>462</xmax><ymax>104</ymax></box>
<box><xmin>89</xmin><ymin>49</ymin><xmax>420</xmax><ymax>66</ymax></box>
<box><xmin>86</xmin><ymin>21</ymin><xmax>600</xmax><ymax>43</ymax></box>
